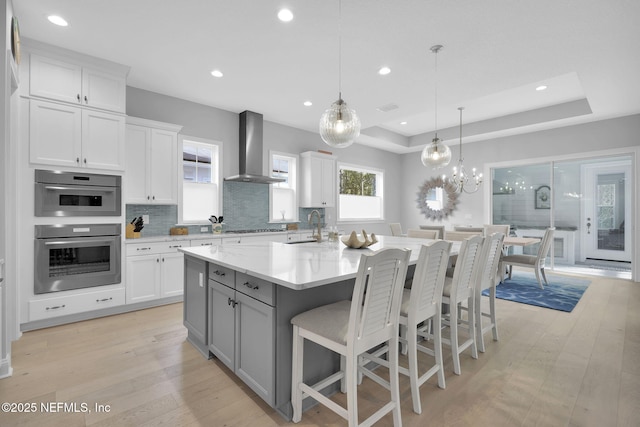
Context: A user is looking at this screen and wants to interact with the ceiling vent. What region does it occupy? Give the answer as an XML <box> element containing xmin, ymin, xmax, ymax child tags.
<box><xmin>376</xmin><ymin>103</ymin><xmax>399</xmax><ymax>113</ymax></box>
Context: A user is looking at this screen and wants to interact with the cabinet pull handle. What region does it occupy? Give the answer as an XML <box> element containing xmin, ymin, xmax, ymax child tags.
<box><xmin>243</xmin><ymin>281</ymin><xmax>259</xmax><ymax>290</ymax></box>
<box><xmin>213</xmin><ymin>270</ymin><xmax>225</xmax><ymax>277</ymax></box>
<box><xmin>201</xmin><ymin>243</ymin><xmax>212</xmax><ymax>246</ymax></box>
<box><xmin>137</xmin><ymin>247</ymin><xmax>151</xmax><ymax>251</ymax></box>
<box><xmin>227</xmin><ymin>297</ymin><xmax>237</xmax><ymax>308</ymax></box>
<box><xmin>46</xmin><ymin>305</ymin><xmax>66</xmax><ymax>311</ymax></box>
<box><xmin>96</xmin><ymin>297</ymin><xmax>113</xmax><ymax>303</ymax></box>
<box><xmin>169</xmin><ymin>245</ymin><xmax>182</xmax><ymax>248</ymax></box>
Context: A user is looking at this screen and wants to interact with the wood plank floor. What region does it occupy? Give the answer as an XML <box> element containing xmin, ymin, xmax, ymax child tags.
<box><xmin>1</xmin><ymin>272</ymin><xmax>638</xmax><ymax>426</ymax></box>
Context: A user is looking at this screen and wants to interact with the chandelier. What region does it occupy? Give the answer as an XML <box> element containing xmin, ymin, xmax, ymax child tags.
<box><xmin>421</xmin><ymin>45</ymin><xmax>451</xmax><ymax>168</ymax></box>
<box><xmin>447</xmin><ymin>107</ymin><xmax>482</xmax><ymax>193</ymax></box>
<box><xmin>319</xmin><ymin>0</ymin><xmax>360</xmax><ymax>148</ymax></box>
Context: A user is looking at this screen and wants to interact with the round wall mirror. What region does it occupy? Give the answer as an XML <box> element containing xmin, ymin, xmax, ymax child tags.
<box><xmin>416</xmin><ymin>176</ymin><xmax>459</xmax><ymax>220</ymax></box>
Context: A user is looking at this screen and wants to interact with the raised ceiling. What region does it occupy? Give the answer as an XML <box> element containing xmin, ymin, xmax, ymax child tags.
<box><xmin>14</xmin><ymin>0</ymin><xmax>640</xmax><ymax>153</ymax></box>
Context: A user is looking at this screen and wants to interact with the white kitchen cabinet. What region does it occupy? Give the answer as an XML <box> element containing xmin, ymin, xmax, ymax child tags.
<box><xmin>29</xmin><ymin>53</ymin><xmax>126</xmax><ymax>113</ymax></box>
<box><xmin>28</xmin><ymin>287</ymin><xmax>125</xmax><ymax>322</ymax></box>
<box><xmin>300</xmin><ymin>151</ymin><xmax>336</xmax><ymax>207</ymax></box>
<box><xmin>208</xmin><ymin>268</ymin><xmax>275</xmax><ymax>406</ymax></box>
<box><xmin>29</xmin><ymin>99</ymin><xmax>125</xmax><ymax>171</ymax></box>
<box><xmin>125</xmin><ymin>241</ymin><xmax>189</xmax><ymax>303</ymax></box>
<box><xmin>125</xmin><ymin>117</ymin><xmax>183</xmax><ymax>204</ymax></box>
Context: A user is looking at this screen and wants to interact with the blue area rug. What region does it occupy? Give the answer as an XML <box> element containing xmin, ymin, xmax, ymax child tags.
<box><xmin>482</xmin><ymin>272</ymin><xmax>591</xmax><ymax>312</ymax></box>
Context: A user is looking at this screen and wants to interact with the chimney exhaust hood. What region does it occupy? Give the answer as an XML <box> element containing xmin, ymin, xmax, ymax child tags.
<box><xmin>224</xmin><ymin>111</ymin><xmax>285</xmax><ymax>184</ymax></box>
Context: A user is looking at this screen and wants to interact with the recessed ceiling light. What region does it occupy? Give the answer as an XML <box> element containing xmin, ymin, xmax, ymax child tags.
<box><xmin>400</xmin><ymin>121</ymin><xmax>407</xmax><ymax>125</ymax></box>
<box><xmin>48</xmin><ymin>15</ymin><xmax>68</xmax><ymax>26</ymax></box>
<box><xmin>278</xmin><ymin>9</ymin><xmax>294</xmax><ymax>22</ymax></box>
<box><xmin>536</xmin><ymin>85</ymin><xmax>548</xmax><ymax>91</ymax></box>
<box><xmin>303</xmin><ymin>101</ymin><xmax>312</xmax><ymax>107</ymax></box>
<box><xmin>378</xmin><ymin>66</ymin><xmax>391</xmax><ymax>76</ymax></box>
<box><xmin>210</xmin><ymin>70</ymin><xmax>223</xmax><ymax>78</ymax></box>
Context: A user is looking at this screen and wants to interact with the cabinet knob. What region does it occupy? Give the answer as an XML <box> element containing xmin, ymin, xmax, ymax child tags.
<box><xmin>77</xmin><ymin>94</ymin><xmax>81</xmax><ymax>102</ymax></box>
<box><xmin>84</xmin><ymin>95</ymin><xmax>88</xmax><ymax>104</ymax></box>
<box><xmin>76</xmin><ymin>157</ymin><xmax>80</xmax><ymax>163</ymax></box>
<box><xmin>152</xmin><ymin>195</ymin><xmax>155</xmax><ymax>200</ymax></box>
<box><xmin>83</xmin><ymin>158</ymin><xmax>87</xmax><ymax>164</ymax></box>
<box><xmin>147</xmin><ymin>196</ymin><xmax>150</xmax><ymax>200</ymax></box>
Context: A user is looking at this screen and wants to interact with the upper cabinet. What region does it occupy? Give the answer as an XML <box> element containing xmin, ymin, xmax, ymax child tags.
<box><xmin>23</xmin><ymin>40</ymin><xmax>131</xmax><ymax>172</ymax></box>
<box><xmin>300</xmin><ymin>151</ymin><xmax>337</xmax><ymax>207</ymax></box>
<box><xmin>30</xmin><ymin>54</ymin><xmax>126</xmax><ymax>114</ymax></box>
<box><xmin>125</xmin><ymin>117</ymin><xmax>183</xmax><ymax>204</ymax></box>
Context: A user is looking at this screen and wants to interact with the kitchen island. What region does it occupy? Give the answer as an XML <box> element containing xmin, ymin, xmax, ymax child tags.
<box><xmin>179</xmin><ymin>235</ymin><xmax>458</xmax><ymax>420</ymax></box>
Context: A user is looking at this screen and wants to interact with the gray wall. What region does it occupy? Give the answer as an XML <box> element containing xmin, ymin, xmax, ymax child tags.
<box><xmin>401</xmin><ymin>114</ymin><xmax>640</xmax><ymax>231</ymax></box>
<box><xmin>126</xmin><ymin>86</ymin><xmax>403</xmax><ymax>235</ymax></box>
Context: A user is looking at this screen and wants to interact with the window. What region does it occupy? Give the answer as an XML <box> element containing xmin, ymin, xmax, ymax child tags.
<box><xmin>338</xmin><ymin>163</ymin><xmax>384</xmax><ymax>221</ymax></box>
<box><xmin>270</xmin><ymin>152</ymin><xmax>298</xmax><ymax>222</ymax></box>
<box><xmin>180</xmin><ymin>136</ymin><xmax>221</xmax><ymax>223</ymax></box>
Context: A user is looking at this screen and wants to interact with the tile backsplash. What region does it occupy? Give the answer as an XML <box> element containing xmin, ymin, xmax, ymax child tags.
<box><xmin>125</xmin><ymin>181</ymin><xmax>324</xmax><ymax>237</ymax></box>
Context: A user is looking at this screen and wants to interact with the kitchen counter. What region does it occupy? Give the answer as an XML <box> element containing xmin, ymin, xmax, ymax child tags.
<box><xmin>181</xmin><ymin>235</ymin><xmax>459</xmax><ymax>420</ymax></box>
<box><xmin>124</xmin><ymin>230</ymin><xmax>293</xmax><ymax>244</ymax></box>
<box><xmin>180</xmin><ymin>235</ymin><xmax>460</xmax><ymax>290</ymax></box>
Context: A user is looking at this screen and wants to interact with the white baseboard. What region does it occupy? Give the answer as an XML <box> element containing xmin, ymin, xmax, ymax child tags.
<box><xmin>0</xmin><ymin>355</ymin><xmax>12</xmax><ymax>379</ymax></box>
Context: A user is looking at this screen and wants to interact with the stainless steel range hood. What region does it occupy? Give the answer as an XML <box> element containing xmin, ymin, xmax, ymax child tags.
<box><xmin>224</xmin><ymin>111</ymin><xmax>285</xmax><ymax>184</ymax></box>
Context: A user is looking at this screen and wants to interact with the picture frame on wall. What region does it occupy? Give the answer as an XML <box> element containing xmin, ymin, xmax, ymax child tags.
<box><xmin>535</xmin><ymin>185</ymin><xmax>551</xmax><ymax>209</ymax></box>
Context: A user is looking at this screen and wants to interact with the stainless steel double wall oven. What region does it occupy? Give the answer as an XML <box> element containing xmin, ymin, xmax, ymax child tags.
<box><xmin>34</xmin><ymin>170</ymin><xmax>122</xmax><ymax>294</ymax></box>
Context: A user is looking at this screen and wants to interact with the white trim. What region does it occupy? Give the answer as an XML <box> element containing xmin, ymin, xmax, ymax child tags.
<box><xmin>337</xmin><ymin>162</ymin><xmax>385</xmax><ymax>222</ymax></box>
<box><xmin>269</xmin><ymin>150</ymin><xmax>299</xmax><ymax>223</ymax></box>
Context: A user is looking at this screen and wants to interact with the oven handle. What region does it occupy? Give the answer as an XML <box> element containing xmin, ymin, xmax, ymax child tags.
<box><xmin>44</xmin><ymin>238</ymin><xmax>117</xmax><ymax>246</ymax></box>
<box><xmin>44</xmin><ymin>185</ymin><xmax>115</xmax><ymax>193</ymax></box>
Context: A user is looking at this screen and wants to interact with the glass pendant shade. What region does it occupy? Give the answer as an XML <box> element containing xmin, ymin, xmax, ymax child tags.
<box><xmin>421</xmin><ymin>137</ymin><xmax>451</xmax><ymax>168</ymax></box>
<box><xmin>319</xmin><ymin>98</ymin><xmax>361</xmax><ymax>148</ymax></box>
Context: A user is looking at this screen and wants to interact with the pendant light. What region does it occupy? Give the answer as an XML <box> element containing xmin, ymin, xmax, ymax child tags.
<box><xmin>447</xmin><ymin>107</ymin><xmax>483</xmax><ymax>193</ymax></box>
<box><xmin>421</xmin><ymin>45</ymin><xmax>451</xmax><ymax>169</ymax></box>
<box><xmin>319</xmin><ymin>0</ymin><xmax>361</xmax><ymax>148</ymax></box>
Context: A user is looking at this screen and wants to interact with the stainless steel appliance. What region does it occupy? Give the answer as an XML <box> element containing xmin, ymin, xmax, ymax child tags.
<box><xmin>35</xmin><ymin>169</ymin><xmax>122</xmax><ymax>217</ymax></box>
<box><xmin>34</xmin><ymin>224</ymin><xmax>121</xmax><ymax>294</ymax></box>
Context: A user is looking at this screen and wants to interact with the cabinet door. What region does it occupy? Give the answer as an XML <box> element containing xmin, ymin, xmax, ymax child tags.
<box><xmin>320</xmin><ymin>157</ymin><xmax>336</xmax><ymax>207</ymax></box>
<box><xmin>161</xmin><ymin>252</ymin><xmax>184</xmax><ymax>297</ymax></box>
<box><xmin>235</xmin><ymin>292</ymin><xmax>275</xmax><ymax>406</ymax></box>
<box><xmin>30</xmin><ymin>54</ymin><xmax>82</xmax><ymax>104</ymax></box>
<box><xmin>125</xmin><ymin>254</ymin><xmax>161</xmax><ymax>303</ymax></box>
<box><xmin>208</xmin><ymin>280</ymin><xmax>235</xmax><ymax>370</ymax></box>
<box><xmin>29</xmin><ymin>99</ymin><xmax>82</xmax><ymax>168</ymax></box>
<box><xmin>308</xmin><ymin>155</ymin><xmax>324</xmax><ymax>206</ymax></box>
<box><xmin>124</xmin><ymin>124</ymin><xmax>151</xmax><ymax>203</ymax></box>
<box><xmin>183</xmin><ymin>256</ymin><xmax>207</xmax><ymax>346</ymax></box>
<box><xmin>82</xmin><ymin>109</ymin><xmax>125</xmax><ymax>170</ymax></box>
<box><xmin>82</xmin><ymin>67</ymin><xmax>126</xmax><ymax>113</ymax></box>
<box><xmin>149</xmin><ymin>129</ymin><xmax>178</xmax><ymax>204</ymax></box>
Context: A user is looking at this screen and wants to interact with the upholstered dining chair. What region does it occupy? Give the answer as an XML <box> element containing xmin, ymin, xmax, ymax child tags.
<box><xmin>290</xmin><ymin>248</ymin><xmax>410</xmax><ymax>427</ymax></box>
<box><xmin>419</xmin><ymin>224</ymin><xmax>445</xmax><ymax>239</ymax></box>
<box><xmin>500</xmin><ymin>227</ymin><xmax>555</xmax><ymax>289</ymax></box>
<box><xmin>407</xmin><ymin>229</ymin><xmax>438</xmax><ymax>239</ymax></box>
<box><xmin>360</xmin><ymin>240</ymin><xmax>452</xmax><ymax>414</ymax></box>
<box><xmin>441</xmin><ymin>234</ymin><xmax>485</xmax><ymax>375</ymax></box>
<box><xmin>389</xmin><ymin>223</ymin><xmax>403</xmax><ymax>236</ymax></box>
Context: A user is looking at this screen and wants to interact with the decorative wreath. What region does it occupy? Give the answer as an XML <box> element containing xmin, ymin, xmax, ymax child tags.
<box><xmin>416</xmin><ymin>176</ymin><xmax>459</xmax><ymax>220</ymax></box>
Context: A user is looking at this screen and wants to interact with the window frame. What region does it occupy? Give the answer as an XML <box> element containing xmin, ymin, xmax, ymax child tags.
<box><xmin>178</xmin><ymin>135</ymin><xmax>223</xmax><ymax>224</ymax></box>
<box><xmin>269</xmin><ymin>150</ymin><xmax>299</xmax><ymax>223</ymax></box>
<box><xmin>337</xmin><ymin>162</ymin><xmax>385</xmax><ymax>222</ymax></box>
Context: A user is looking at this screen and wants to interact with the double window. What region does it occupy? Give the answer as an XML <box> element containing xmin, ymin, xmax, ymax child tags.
<box><xmin>180</xmin><ymin>136</ymin><xmax>222</xmax><ymax>223</ymax></box>
<box><xmin>338</xmin><ymin>163</ymin><xmax>384</xmax><ymax>221</ymax></box>
<box><xmin>270</xmin><ymin>152</ymin><xmax>298</xmax><ymax>222</ymax></box>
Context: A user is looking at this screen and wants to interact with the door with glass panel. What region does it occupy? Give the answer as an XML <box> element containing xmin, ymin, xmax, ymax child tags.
<box><xmin>581</xmin><ymin>160</ymin><xmax>632</xmax><ymax>262</ymax></box>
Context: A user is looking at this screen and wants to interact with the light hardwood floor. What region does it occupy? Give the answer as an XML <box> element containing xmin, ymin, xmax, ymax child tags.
<box><xmin>1</xmin><ymin>272</ymin><xmax>638</xmax><ymax>426</ymax></box>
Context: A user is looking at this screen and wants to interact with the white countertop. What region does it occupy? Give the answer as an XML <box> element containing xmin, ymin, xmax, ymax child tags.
<box><xmin>125</xmin><ymin>230</ymin><xmax>294</xmax><ymax>244</ymax></box>
<box><xmin>179</xmin><ymin>235</ymin><xmax>460</xmax><ymax>290</ymax></box>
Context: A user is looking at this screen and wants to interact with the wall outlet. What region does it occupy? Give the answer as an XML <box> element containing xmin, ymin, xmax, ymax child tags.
<box><xmin>142</xmin><ymin>214</ymin><xmax>150</xmax><ymax>224</ymax></box>
<box><xmin>200</xmin><ymin>226</ymin><xmax>208</xmax><ymax>232</ymax></box>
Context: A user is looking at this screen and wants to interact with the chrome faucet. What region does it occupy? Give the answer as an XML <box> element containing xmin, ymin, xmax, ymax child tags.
<box><xmin>309</xmin><ymin>209</ymin><xmax>323</xmax><ymax>242</ymax></box>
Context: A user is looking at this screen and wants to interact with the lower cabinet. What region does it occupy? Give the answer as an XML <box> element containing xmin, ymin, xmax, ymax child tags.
<box><xmin>125</xmin><ymin>241</ymin><xmax>189</xmax><ymax>303</ymax></box>
<box><xmin>208</xmin><ymin>267</ymin><xmax>276</xmax><ymax>406</ymax></box>
<box><xmin>28</xmin><ymin>287</ymin><xmax>125</xmax><ymax>322</ymax></box>
<box><xmin>183</xmin><ymin>256</ymin><xmax>208</xmax><ymax>357</ymax></box>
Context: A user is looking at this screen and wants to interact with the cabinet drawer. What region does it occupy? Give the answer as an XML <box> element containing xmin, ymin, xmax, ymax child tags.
<box><xmin>29</xmin><ymin>287</ymin><xmax>125</xmax><ymax>321</ymax></box>
<box><xmin>191</xmin><ymin>238</ymin><xmax>222</xmax><ymax>247</ymax></box>
<box><xmin>209</xmin><ymin>263</ymin><xmax>235</xmax><ymax>287</ymax></box>
<box><xmin>235</xmin><ymin>272</ymin><xmax>275</xmax><ymax>306</ymax></box>
<box><xmin>127</xmin><ymin>240</ymin><xmax>189</xmax><ymax>256</ymax></box>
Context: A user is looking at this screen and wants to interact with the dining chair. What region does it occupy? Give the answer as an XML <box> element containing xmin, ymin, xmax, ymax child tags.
<box><xmin>360</xmin><ymin>240</ymin><xmax>452</xmax><ymax>414</ymax></box>
<box><xmin>483</xmin><ymin>224</ymin><xmax>510</xmax><ymax>237</ymax></box>
<box><xmin>419</xmin><ymin>224</ymin><xmax>445</xmax><ymax>239</ymax></box>
<box><xmin>444</xmin><ymin>230</ymin><xmax>482</xmax><ymax>241</ymax></box>
<box><xmin>441</xmin><ymin>234</ymin><xmax>485</xmax><ymax>375</ymax></box>
<box><xmin>500</xmin><ymin>227</ymin><xmax>555</xmax><ymax>289</ymax></box>
<box><xmin>407</xmin><ymin>229</ymin><xmax>438</xmax><ymax>239</ymax></box>
<box><xmin>389</xmin><ymin>223</ymin><xmax>403</xmax><ymax>236</ymax></box>
<box><xmin>290</xmin><ymin>248</ymin><xmax>410</xmax><ymax>427</ymax></box>
<box><xmin>453</xmin><ymin>225</ymin><xmax>485</xmax><ymax>233</ymax></box>
<box><xmin>468</xmin><ymin>232</ymin><xmax>505</xmax><ymax>353</ymax></box>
